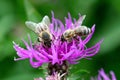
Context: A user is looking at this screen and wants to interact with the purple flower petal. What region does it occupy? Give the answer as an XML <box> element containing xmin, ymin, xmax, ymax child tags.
<box><xmin>84</xmin><ymin>39</ymin><xmax>103</xmax><ymax>57</ymax></box>
<box><xmin>98</xmin><ymin>69</ymin><xmax>116</xmax><ymax>80</ymax></box>
<box><xmin>91</xmin><ymin>69</ymin><xmax>117</xmax><ymax>80</ymax></box>
<box><xmin>83</xmin><ymin>25</ymin><xmax>95</xmax><ymax>44</ymax></box>
<box><xmin>51</xmin><ymin>45</ymin><xmax>59</xmax><ymax>64</ymax></box>
<box><xmin>110</xmin><ymin>71</ymin><xmax>117</xmax><ymax>80</ymax></box>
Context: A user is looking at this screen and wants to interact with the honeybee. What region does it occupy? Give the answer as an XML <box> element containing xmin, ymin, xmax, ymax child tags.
<box><xmin>61</xmin><ymin>26</ymin><xmax>92</xmax><ymax>42</ymax></box>
<box><xmin>25</xmin><ymin>16</ymin><xmax>52</xmax><ymax>47</ymax></box>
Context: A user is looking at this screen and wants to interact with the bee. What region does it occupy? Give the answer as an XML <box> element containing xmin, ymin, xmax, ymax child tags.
<box><xmin>61</xmin><ymin>26</ymin><xmax>92</xmax><ymax>42</ymax></box>
<box><xmin>25</xmin><ymin>16</ymin><xmax>52</xmax><ymax>47</ymax></box>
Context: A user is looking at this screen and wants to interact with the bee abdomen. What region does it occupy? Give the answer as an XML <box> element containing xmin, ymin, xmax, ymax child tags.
<box><xmin>74</xmin><ymin>26</ymin><xmax>92</xmax><ymax>36</ymax></box>
<box><xmin>83</xmin><ymin>27</ymin><xmax>91</xmax><ymax>35</ymax></box>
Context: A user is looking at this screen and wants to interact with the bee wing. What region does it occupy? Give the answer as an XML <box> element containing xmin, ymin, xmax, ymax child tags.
<box><xmin>25</xmin><ymin>21</ymin><xmax>40</xmax><ymax>33</ymax></box>
<box><xmin>38</xmin><ymin>16</ymin><xmax>50</xmax><ymax>31</ymax></box>
<box><xmin>42</xmin><ymin>15</ymin><xmax>50</xmax><ymax>27</ymax></box>
<box><xmin>74</xmin><ymin>15</ymin><xmax>86</xmax><ymax>27</ymax></box>
<box><xmin>25</xmin><ymin>16</ymin><xmax>50</xmax><ymax>33</ymax></box>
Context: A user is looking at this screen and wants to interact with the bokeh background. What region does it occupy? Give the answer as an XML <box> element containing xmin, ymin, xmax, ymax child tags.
<box><xmin>0</xmin><ymin>0</ymin><xmax>120</xmax><ymax>80</ymax></box>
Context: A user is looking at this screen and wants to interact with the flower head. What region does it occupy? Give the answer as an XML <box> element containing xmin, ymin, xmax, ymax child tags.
<box><xmin>13</xmin><ymin>12</ymin><xmax>103</xmax><ymax>68</ymax></box>
<box><xmin>91</xmin><ymin>69</ymin><xmax>116</xmax><ymax>80</ymax></box>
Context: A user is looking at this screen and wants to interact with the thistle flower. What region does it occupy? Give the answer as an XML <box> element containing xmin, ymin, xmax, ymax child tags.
<box><xmin>91</xmin><ymin>69</ymin><xmax>116</xmax><ymax>80</ymax></box>
<box><xmin>13</xmin><ymin>12</ymin><xmax>103</xmax><ymax>75</ymax></box>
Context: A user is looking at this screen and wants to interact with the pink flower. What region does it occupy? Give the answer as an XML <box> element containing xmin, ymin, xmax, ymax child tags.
<box><xmin>91</xmin><ymin>69</ymin><xmax>116</xmax><ymax>80</ymax></box>
<box><xmin>13</xmin><ymin>12</ymin><xmax>103</xmax><ymax>68</ymax></box>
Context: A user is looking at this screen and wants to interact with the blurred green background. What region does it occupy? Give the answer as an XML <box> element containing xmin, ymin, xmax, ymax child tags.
<box><xmin>0</xmin><ymin>0</ymin><xmax>120</xmax><ymax>80</ymax></box>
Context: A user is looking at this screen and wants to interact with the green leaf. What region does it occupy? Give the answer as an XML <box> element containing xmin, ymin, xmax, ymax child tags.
<box><xmin>24</xmin><ymin>0</ymin><xmax>42</xmax><ymax>22</ymax></box>
<box><xmin>68</xmin><ymin>66</ymin><xmax>89</xmax><ymax>80</ymax></box>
